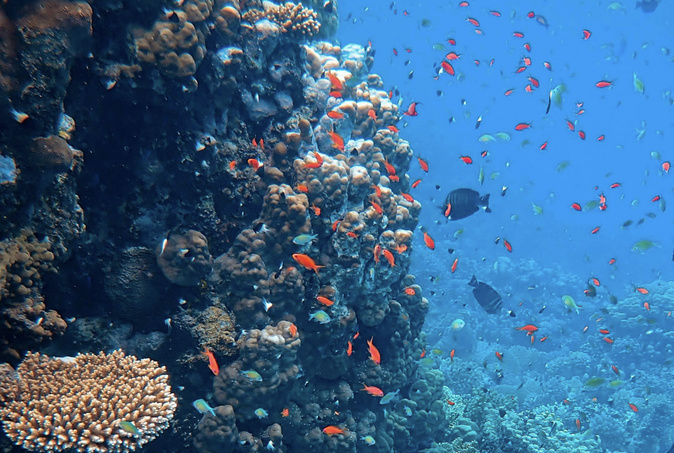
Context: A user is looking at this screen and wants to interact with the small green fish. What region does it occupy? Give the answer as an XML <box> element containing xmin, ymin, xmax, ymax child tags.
<box><xmin>584</xmin><ymin>200</ymin><xmax>599</xmax><ymax>211</ymax></box>
<box><xmin>309</xmin><ymin>310</ymin><xmax>331</xmax><ymax>324</ymax></box>
<box><xmin>584</xmin><ymin>377</ymin><xmax>606</xmax><ymax>388</ymax></box>
<box><xmin>478</xmin><ymin>165</ymin><xmax>485</xmax><ymax>185</ymax></box>
<box><xmin>432</xmin><ymin>43</ymin><xmax>446</xmax><ymax>51</ymax></box>
<box><xmin>119</xmin><ymin>421</ymin><xmax>140</xmax><ymax>436</ymax></box>
<box><xmin>532</xmin><ymin>203</ymin><xmax>543</xmax><ymax>215</ymax></box>
<box><xmin>659</xmin><ymin>199</ymin><xmax>666</xmax><ymax>212</ymax></box>
<box><xmin>632</xmin><ymin>240</ymin><xmax>658</xmax><ymax>252</ymax></box>
<box><xmin>490</xmin><ymin>171</ymin><xmax>501</xmax><ymax>180</ymax></box>
<box><xmin>549</xmin><ymin>84</ymin><xmax>567</xmax><ymax>109</ymax></box>
<box><xmin>650</xmin><ymin>151</ymin><xmax>661</xmax><ymax>160</ymax></box>
<box><xmin>379</xmin><ymin>390</ymin><xmax>400</xmax><ymax>405</ymax></box>
<box><xmin>450</xmin><ymin>319</ymin><xmax>465</xmax><ymax>331</ymax></box>
<box><xmin>193</xmin><ymin>399</ymin><xmax>216</xmax><ymax>416</ymax></box>
<box><xmin>293</xmin><ymin>234</ymin><xmax>318</xmax><ymax>245</ymax></box>
<box><xmin>254</xmin><ymin>408</ymin><xmax>268</xmax><ymax>419</ymax></box>
<box><xmin>556</xmin><ymin>161</ymin><xmax>570</xmax><ymax>172</ymax></box>
<box><xmin>403</xmin><ymin>406</ymin><xmax>413</xmax><ymax>416</ymax></box>
<box><xmin>431</xmin><ymin>348</ymin><xmax>444</xmax><ymax>355</ymax></box>
<box><xmin>607</xmin><ymin>1</ymin><xmax>625</xmax><ymax>11</ymax></box>
<box><xmin>240</xmin><ymin>369</ymin><xmax>263</xmax><ymax>382</ymax></box>
<box><xmin>562</xmin><ymin>295</ymin><xmax>580</xmax><ymax>314</ymax></box>
<box><xmin>494</xmin><ymin>132</ymin><xmax>511</xmax><ymax>141</ymax></box>
<box><xmin>633</xmin><ymin>73</ymin><xmax>645</xmax><ymax>94</ymax></box>
<box><xmin>418</xmin><ymin>357</ymin><xmax>435</xmax><ymax>367</ymax></box>
<box><xmin>609</xmin><ymin>380</ymin><xmax>624</xmax><ymax>387</ymax></box>
<box><xmin>453</xmin><ymin>229</ymin><xmax>465</xmax><ymax>239</ymax></box>
<box><xmin>421</xmin><ymin>18</ymin><xmax>432</xmax><ymax>27</ymax></box>
<box><xmin>478</xmin><ymin>134</ymin><xmax>496</xmax><ymax>143</ymax></box>
<box><xmin>361</xmin><ymin>435</ymin><xmax>376</xmax><ymax>446</ymax></box>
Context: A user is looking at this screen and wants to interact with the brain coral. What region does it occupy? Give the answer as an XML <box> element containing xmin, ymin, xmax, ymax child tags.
<box><xmin>0</xmin><ymin>350</ymin><xmax>177</xmax><ymax>452</ymax></box>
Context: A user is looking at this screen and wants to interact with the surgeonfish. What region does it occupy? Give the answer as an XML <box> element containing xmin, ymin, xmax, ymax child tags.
<box><xmin>443</xmin><ymin>189</ymin><xmax>491</xmax><ymax>220</ymax></box>
<box><xmin>468</xmin><ymin>275</ymin><xmax>503</xmax><ymax>314</ymax></box>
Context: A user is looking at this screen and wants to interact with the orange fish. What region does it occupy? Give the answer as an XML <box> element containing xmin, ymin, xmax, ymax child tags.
<box><xmin>367</xmin><ymin>337</ymin><xmax>381</xmax><ymax>365</ymax></box>
<box><xmin>447</xmin><ymin>400</ymin><xmax>456</xmax><ymax>406</ymax></box>
<box><xmin>247</xmin><ymin>158</ymin><xmax>263</xmax><ymax>170</ymax></box>
<box><xmin>332</xmin><ymin>219</ymin><xmax>341</xmax><ymax>232</ymax></box>
<box><xmin>289</xmin><ymin>323</ymin><xmax>298</xmax><ymax>337</ymax></box>
<box><xmin>418</xmin><ymin>157</ymin><xmax>429</xmax><ymax>172</ymax></box>
<box><xmin>328</xmin><ymin>131</ymin><xmax>345</xmax><ymax>151</ymax></box>
<box><xmin>367</xmin><ymin>109</ymin><xmax>377</xmax><ymax>121</ymax></box>
<box><xmin>628</xmin><ymin>403</ymin><xmax>639</xmax><ymax>413</ymax></box>
<box><xmin>635</xmin><ymin>287</ymin><xmax>649</xmax><ymax>295</ymax></box>
<box><xmin>329</xmin><ymin>91</ymin><xmax>342</xmax><ymax>98</ymax></box>
<box><xmin>611</xmin><ymin>365</ymin><xmax>619</xmax><ymax>375</ymax></box>
<box><xmin>229</xmin><ymin>161</ymin><xmax>237</xmax><ymax>170</ymax></box>
<box><xmin>603</xmin><ymin>337</ymin><xmax>614</xmax><ymax>344</ymax></box>
<box><xmin>327</xmin><ymin>110</ymin><xmax>344</xmax><ymax>119</ymax></box>
<box><xmin>292</xmin><ymin>253</ymin><xmax>325</xmax><ymax>274</ymax></box>
<box><xmin>384</xmin><ymin>159</ymin><xmax>397</xmax><ymax>176</ymax></box>
<box><xmin>576</xmin><ymin>419</ymin><xmax>581</xmax><ymax>430</ymax></box>
<box><xmin>459</xmin><ymin>155</ymin><xmax>473</xmax><ymax>164</ymax></box>
<box><xmin>346</xmin><ymin>231</ymin><xmax>358</xmax><ymax>239</ymax></box>
<box><xmin>420</xmin><ymin>348</ymin><xmax>426</xmax><ymax>358</ymax></box>
<box><xmin>353</xmin><ymin>331</ymin><xmax>360</xmax><ymax>340</ymax></box>
<box><xmin>539</xmin><ymin>336</ymin><xmax>548</xmax><ymax>342</ymax></box>
<box><xmin>326</xmin><ymin>72</ymin><xmax>342</xmax><ymax>90</ymax></box>
<box><xmin>451</xmin><ymin>257</ymin><xmax>458</xmax><ymax>273</ymax></box>
<box><xmin>599</xmin><ymin>329</ymin><xmax>610</xmax><ymax>334</ymax></box>
<box><xmin>347</xmin><ymin>340</ymin><xmax>353</xmax><ymax>356</ymax></box>
<box><xmin>203</xmin><ymin>348</ymin><xmax>219</xmax><ymax>375</ymax></box>
<box><xmin>515</xmin><ymin>122</ymin><xmax>532</xmax><ymax>131</ymax></box>
<box><xmin>595</xmin><ymin>80</ymin><xmax>612</xmax><ymax>88</ymax></box>
<box><xmin>259</xmin><ymin>138</ymin><xmax>265</xmax><ymax>150</ymax></box>
<box><xmin>495</xmin><ymin>351</ymin><xmax>503</xmax><ymax>361</ymax></box>
<box><xmin>373</xmin><ymin>244</ymin><xmax>382</xmax><ymax>263</ymax></box>
<box><xmin>444</xmin><ymin>203</ymin><xmax>452</xmax><ymax>218</ymax></box>
<box><xmin>361</xmin><ymin>384</ymin><xmax>384</xmax><ymax>397</ymax></box>
<box><xmin>644</xmin><ymin>302</ymin><xmax>650</xmax><ymax>311</ymax></box>
<box><xmin>403</xmin><ymin>102</ymin><xmax>419</xmax><ymax>116</ymax></box>
<box><xmin>371</xmin><ymin>201</ymin><xmax>383</xmax><ymax>215</ymax></box>
<box><xmin>450</xmin><ymin>348</ymin><xmax>455</xmax><ymax>362</ymax></box>
<box><xmin>281</xmin><ymin>408</ymin><xmax>289</xmax><ymax>417</ymax></box>
<box><xmin>322</xmin><ymin>425</ymin><xmax>346</xmax><ymax>436</ymax></box>
<box><xmin>663</xmin><ymin>161</ymin><xmax>671</xmax><ymax>173</ymax></box>
<box><xmin>395</xmin><ymin>244</ymin><xmax>408</xmax><ymax>254</ymax></box>
<box><xmin>571</xmin><ymin>203</ymin><xmax>582</xmax><ymax>211</ymax></box>
<box><xmin>441</xmin><ymin>60</ymin><xmax>455</xmax><ymax>75</ymax></box>
<box><xmin>387</xmin><ymin>125</ymin><xmax>400</xmax><ymax>133</ymax></box>
<box><xmin>317</xmin><ymin>296</ymin><xmax>334</xmax><ymax>306</ymax></box>
<box><xmin>446</xmin><ymin>52</ymin><xmax>460</xmax><ymax>60</ymax></box>
<box><xmin>517</xmin><ymin>324</ymin><xmax>538</xmax><ymax>334</ymax></box>
<box><xmin>411</xmin><ymin>179</ymin><xmax>422</xmax><ymax>188</ymax></box>
<box><xmin>371</xmin><ymin>184</ymin><xmax>382</xmax><ymax>197</ymax></box>
<box><xmin>404</xmin><ymin>287</ymin><xmax>416</xmax><ymax>296</ymax></box>
<box><xmin>311</xmin><ymin>204</ymin><xmax>321</xmax><ymax>216</ymax></box>
<box><xmin>382</xmin><ymin>249</ymin><xmax>395</xmax><ymax>267</ymax></box>
<box><xmin>296</xmin><ymin>184</ymin><xmax>309</xmax><ymax>193</ymax></box>
<box><xmin>503</xmin><ymin>239</ymin><xmax>513</xmax><ymax>252</ymax></box>
<box><xmin>401</xmin><ymin>193</ymin><xmax>414</xmax><ymax>203</ymax></box>
<box><xmin>304</xmin><ymin>161</ymin><xmax>321</xmax><ymax>169</ymax></box>
<box><xmin>422</xmin><ymin>231</ymin><xmax>435</xmax><ymax>250</ymax></box>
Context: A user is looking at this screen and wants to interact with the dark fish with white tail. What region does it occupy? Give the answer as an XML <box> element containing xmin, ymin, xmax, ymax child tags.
<box><xmin>443</xmin><ymin>189</ymin><xmax>491</xmax><ymax>220</ymax></box>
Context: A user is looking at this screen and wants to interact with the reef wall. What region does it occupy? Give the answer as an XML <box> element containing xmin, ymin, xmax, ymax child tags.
<box><xmin>0</xmin><ymin>1</ymin><xmax>446</xmax><ymax>452</ymax></box>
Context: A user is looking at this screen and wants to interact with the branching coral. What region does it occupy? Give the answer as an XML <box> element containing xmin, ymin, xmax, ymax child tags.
<box><xmin>242</xmin><ymin>2</ymin><xmax>321</xmax><ymax>38</ymax></box>
<box><xmin>0</xmin><ymin>350</ymin><xmax>177</xmax><ymax>452</ymax></box>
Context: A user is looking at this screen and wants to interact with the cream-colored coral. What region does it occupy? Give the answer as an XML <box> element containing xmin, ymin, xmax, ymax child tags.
<box><xmin>0</xmin><ymin>350</ymin><xmax>177</xmax><ymax>452</ymax></box>
<box><xmin>243</xmin><ymin>2</ymin><xmax>320</xmax><ymax>37</ymax></box>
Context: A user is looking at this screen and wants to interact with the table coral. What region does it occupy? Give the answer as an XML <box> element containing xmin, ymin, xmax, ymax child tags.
<box><xmin>0</xmin><ymin>350</ymin><xmax>177</xmax><ymax>452</ymax></box>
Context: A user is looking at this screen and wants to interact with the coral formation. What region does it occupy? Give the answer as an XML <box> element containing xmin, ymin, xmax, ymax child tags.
<box><xmin>156</xmin><ymin>230</ymin><xmax>213</xmax><ymax>286</ymax></box>
<box><xmin>242</xmin><ymin>2</ymin><xmax>321</xmax><ymax>37</ymax></box>
<box><xmin>0</xmin><ymin>350</ymin><xmax>177</xmax><ymax>452</ymax></box>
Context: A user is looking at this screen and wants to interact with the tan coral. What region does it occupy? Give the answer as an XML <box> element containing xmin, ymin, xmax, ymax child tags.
<box><xmin>242</xmin><ymin>2</ymin><xmax>320</xmax><ymax>38</ymax></box>
<box><xmin>0</xmin><ymin>350</ymin><xmax>177</xmax><ymax>453</ymax></box>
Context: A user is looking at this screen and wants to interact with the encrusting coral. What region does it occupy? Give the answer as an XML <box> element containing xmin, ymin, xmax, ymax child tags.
<box><xmin>0</xmin><ymin>350</ymin><xmax>177</xmax><ymax>452</ymax></box>
<box><xmin>242</xmin><ymin>2</ymin><xmax>321</xmax><ymax>38</ymax></box>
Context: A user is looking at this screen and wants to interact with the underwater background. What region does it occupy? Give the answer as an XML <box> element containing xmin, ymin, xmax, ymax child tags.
<box><xmin>0</xmin><ymin>0</ymin><xmax>673</xmax><ymax>452</ymax></box>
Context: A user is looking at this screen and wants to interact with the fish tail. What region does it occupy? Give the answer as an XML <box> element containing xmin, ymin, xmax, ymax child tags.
<box><xmin>480</xmin><ymin>194</ymin><xmax>491</xmax><ymax>213</ymax></box>
<box><xmin>468</xmin><ymin>275</ymin><xmax>478</xmax><ymax>288</ymax></box>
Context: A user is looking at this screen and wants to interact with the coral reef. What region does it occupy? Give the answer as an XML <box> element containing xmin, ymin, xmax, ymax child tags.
<box><xmin>242</xmin><ymin>2</ymin><xmax>321</xmax><ymax>38</ymax></box>
<box><xmin>0</xmin><ymin>350</ymin><xmax>177</xmax><ymax>452</ymax></box>
<box><xmin>156</xmin><ymin>229</ymin><xmax>213</xmax><ymax>286</ymax></box>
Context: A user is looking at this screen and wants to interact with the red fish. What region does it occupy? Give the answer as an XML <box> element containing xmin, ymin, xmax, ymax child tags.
<box><xmin>635</xmin><ymin>287</ymin><xmax>649</xmax><ymax>294</ymax></box>
<box><xmin>403</xmin><ymin>287</ymin><xmax>415</xmax><ymax>296</ymax></box>
<box><xmin>611</xmin><ymin>365</ymin><xmax>619</xmax><ymax>375</ymax></box>
<box><xmin>600</xmin><ymin>329</ymin><xmax>610</xmax><ymax>335</ymax></box>
<box><xmin>663</xmin><ymin>161</ymin><xmax>671</xmax><ymax>173</ymax></box>
<box><xmin>504</xmin><ymin>89</ymin><xmax>514</xmax><ymax>96</ymax></box>
<box><xmin>367</xmin><ymin>337</ymin><xmax>381</xmax><ymax>365</ymax></box>
<box><xmin>503</xmin><ymin>239</ymin><xmax>513</xmax><ymax>252</ymax></box>
<box><xmin>578</xmin><ymin>130</ymin><xmax>586</xmax><ymax>140</ymax></box>
<box><xmin>603</xmin><ymin>337</ymin><xmax>614</xmax><ymax>344</ymax></box>
<box><xmin>644</xmin><ymin>302</ymin><xmax>650</xmax><ymax>311</ymax></box>
<box><xmin>203</xmin><ymin>348</ymin><xmax>219</xmax><ymax>375</ymax></box>
<box><xmin>248</xmin><ymin>158</ymin><xmax>263</xmax><ymax>170</ymax></box>
<box><xmin>571</xmin><ymin>203</ymin><xmax>581</xmax><ymax>211</ymax></box>
<box><xmin>418</xmin><ymin>157</ymin><xmax>429</xmax><ymax>172</ymax></box>
<box><xmin>382</xmin><ymin>249</ymin><xmax>395</xmax><ymax>267</ymax></box>
<box><xmin>513</xmin><ymin>31</ymin><xmax>524</xmax><ymax>38</ymax></box>
<box><xmin>450</xmin><ymin>349</ymin><xmax>455</xmax><ymax>362</ymax></box>
<box><xmin>451</xmin><ymin>258</ymin><xmax>458</xmax><ymax>273</ymax></box>
<box><xmin>327</xmin><ymin>72</ymin><xmax>342</xmax><ymax>90</ymax></box>
<box><xmin>543</xmin><ymin>61</ymin><xmax>552</xmax><ymax>70</ymax></box>
<box><xmin>328</xmin><ymin>131</ymin><xmax>345</xmax><ymax>151</ymax></box>
<box><xmin>466</xmin><ymin>17</ymin><xmax>480</xmax><ymax>27</ymax></box>
<box><xmin>490</xmin><ymin>10</ymin><xmax>501</xmax><ymax>16</ymax></box>
<box><xmin>411</xmin><ymin>179</ymin><xmax>422</xmax><ymax>188</ymax></box>
<box><xmin>423</xmin><ymin>231</ymin><xmax>435</xmax><ymax>250</ymax></box>
<box><xmin>566</xmin><ymin>120</ymin><xmax>575</xmax><ymax>131</ymax></box>
<box><xmin>367</xmin><ymin>109</ymin><xmax>377</xmax><ymax>121</ymax></box>
<box><xmin>515</xmin><ymin>122</ymin><xmax>532</xmax><ymax>131</ymax></box>
<box><xmin>323</xmin><ymin>425</ymin><xmax>347</xmax><ymax>436</ymax></box>
<box><xmin>292</xmin><ymin>253</ymin><xmax>325</xmax><ymax>274</ymax></box>
<box><xmin>524</xmin><ymin>42</ymin><xmax>531</xmax><ymax>52</ymax></box>
<box><xmin>346</xmin><ymin>340</ymin><xmax>353</xmax><ymax>356</ymax></box>
<box><xmin>289</xmin><ymin>323</ymin><xmax>298</xmax><ymax>337</ymax></box>
<box><xmin>401</xmin><ymin>193</ymin><xmax>414</xmax><ymax>203</ymax></box>
<box><xmin>361</xmin><ymin>385</ymin><xmax>383</xmax><ymax>397</ymax></box>
<box><xmin>528</xmin><ymin>76</ymin><xmax>539</xmax><ymax>88</ymax></box>
<box><xmin>446</xmin><ymin>52</ymin><xmax>461</xmax><ymax>60</ymax></box>
<box><xmin>327</xmin><ymin>110</ymin><xmax>344</xmax><ymax>119</ymax></box>
<box><xmin>595</xmin><ymin>80</ymin><xmax>613</xmax><ymax>88</ymax></box>
<box><xmin>403</xmin><ymin>102</ymin><xmax>419</xmax><ymax>116</ymax></box>
<box><xmin>597</xmin><ymin>134</ymin><xmax>605</xmax><ymax>141</ymax></box>
<box><xmin>651</xmin><ymin>195</ymin><xmax>661</xmax><ymax>202</ymax></box>
<box><xmin>316</xmin><ymin>296</ymin><xmax>334</xmax><ymax>306</ymax></box>
<box><xmin>329</xmin><ymin>91</ymin><xmax>342</xmax><ymax>98</ymax></box>
<box><xmin>371</xmin><ymin>201</ymin><xmax>383</xmax><ymax>215</ymax></box>
<box><xmin>387</xmin><ymin>125</ymin><xmax>399</xmax><ymax>133</ymax></box>
<box><xmin>628</xmin><ymin>403</ymin><xmax>639</xmax><ymax>413</ymax></box>
<box><xmin>516</xmin><ymin>324</ymin><xmax>538</xmax><ymax>334</ymax></box>
<box><xmin>591</xmin><ymin>226</ymin><xmax>600</xmax><ymax>234</ymax></box>
<box><xmin>582</xmin><ymin>29</ymin><xmax>591</xmax><ymax>40</ymax></box>
<box><xmin>459</xmin><ymin>155</ymin><xmax>473</xmax><ymax>164</ymax></box>
<box><xmin>609</xmin><ymin>182</ymin><xmax>621</xmax><ymax>189</ymax></box>
<box><xmin>515</xmin><ymin>65</ymin><xmax>527</xmax><ymax>73</ymax></box>
<box><xmin>441</xmin><ymin>60</ymin><xmax>455</xmax><ymax>75</ymax></box>
<box><xmin>373</xmin><ymin>244</ymin><xmax>382</xmax><ymax>263</ymax></box>
<box><xmin>495</xmin><ymin>351</ymin><xmax>503</xmax><ymax>361</ymax></box>
<box><xmin>420</xmin><ymin>349</ymin><xmax>426</xmax><ymax>358</ymax></box>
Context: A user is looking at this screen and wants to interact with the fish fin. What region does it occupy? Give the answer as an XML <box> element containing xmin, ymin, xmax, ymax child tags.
<box><xmin>468</xmin><ymin>275</ymin><xmax>478</xmax><ymax>288</ymax></box>
<box><xmin>480</xmin><ymin>194</ymin><xmax>491</xmax><ymax>212</ymax></box>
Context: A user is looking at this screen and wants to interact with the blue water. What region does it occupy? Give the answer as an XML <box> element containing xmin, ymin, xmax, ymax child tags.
<box><xmin>337</xmin><ymin>1</ymin><xmax>674</xmax><ymax>451</ymax></box>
